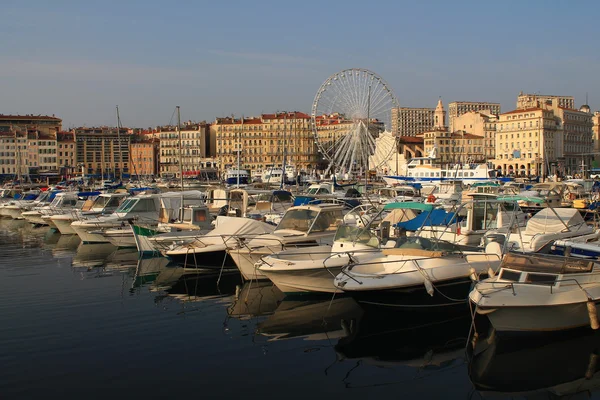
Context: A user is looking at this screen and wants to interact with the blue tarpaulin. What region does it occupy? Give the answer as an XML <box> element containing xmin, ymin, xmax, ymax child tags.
<box><xmin>395</xmin><ymin>209</ymin><xmax>459</xmax><ymax>231</ymax></box>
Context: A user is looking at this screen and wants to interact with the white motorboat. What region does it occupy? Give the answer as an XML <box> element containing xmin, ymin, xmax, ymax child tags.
<box><xmin>22</xmin><ymin>191</ymin><xmax>83</xmax><ymax>226</ymax></box>
<box><xmin>499</xmin><ymin>206</ymin><xmax>598</xmax><ymax>252</ymax></box>
<box><xmin>229</xmin><ymin>203</ymin><xmax>345</xmax><ymax>281</ymax></box>
<box><xmin>71</xmin><ymin>191</ymin><xmax>202</xmax><ymax>244</ymax></box>
<box><xmin>256</xmin><ymin>224</ymin><xmax>380</xmax><ymax>294</ymax></box>
<box><xmin>1</xmin><ymin>190</ymin><xmax>55</xmax><ymax>220</ymax></box>
<box><xmin>332</xmin><ymin>202</ymin><xmax>503</xmax><ymax>308</ymax></box>
<box><xmin>164</xmin><ymin>216</ymin><xmax>276</xmax><ymax>268</ymax></box>
<box><xmin>416</xmin><ymin>197</ymin><xmax>528</xmax><ymax>246</ymax></box>
<box><xmin>103</xmin><ymin>192</ymin><xmax>208</xmax><ymax>248</ymax></box>
<box><xmin>51</xmin><ymin>192</ymin><xmax>129</xmax><ymax>235</ymax></box>
<box><xmin>469</xmin><ymin>251</ymin><xmax>600</xmax><ymax>333</ymax></box>
<box><xmin>132</xmin><ymin>204</ymin><xmax>214</xmax><ymax>255</ymax></box>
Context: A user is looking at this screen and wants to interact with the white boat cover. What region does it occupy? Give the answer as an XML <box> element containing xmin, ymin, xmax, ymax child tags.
<box><xmin>525</xmin><ymin>208</ymin><xmax>585</xmax><ymax>235</ymax></box>
<box><xmin>191</xmin><ymin>216</ymin><xmax>275</xmax><ymax>247</ymax></box>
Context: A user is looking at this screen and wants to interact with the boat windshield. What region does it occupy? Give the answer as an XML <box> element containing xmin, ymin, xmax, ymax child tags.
<box><xmin>276</xmin><ymin>209</ymin><xmax>319</xmax><ymax>232</ymax></box>
<box><xmin>334</xmin><ymin>225</ymin><xmax>379</xmax><ymax>248</ymax></box>
<box><xmin>130</xmin><ymin>198</ymin><xmax>157</xmax><ymax>212</ymax></box>
<box><xmin>116</xmin><ymin>198</ymin><xmax>138</xmax><ymax>213</ymax></box>
<box><xmin>307</xmin><ymin>187</ymin><xmax>330</xmax><ymax>195</ymax></box>
<box><xmin>394</xmin><ymin>236</ymin><xmax>461</xmax><ymax>252</ymax></box>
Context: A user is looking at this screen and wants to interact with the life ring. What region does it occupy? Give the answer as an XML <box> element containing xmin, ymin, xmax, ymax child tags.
<box><xmin>427</xmin><ymin>194</ymin><xmax>436</xmax><ymax>203</ymax></box>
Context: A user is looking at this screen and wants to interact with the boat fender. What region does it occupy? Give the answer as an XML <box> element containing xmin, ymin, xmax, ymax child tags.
<box><xmin>469</xmin><ymin>267</ymin><xmax>477</xmax><ymax>281</ymax></box>
<box><xmin>424</xmin><ymin>279</ymin><xmax>434</xmax><ymax>297</ymax></box>
<box><xmin>587</xmin><ymin>300</ymin><xmax>599</xmax><ymax>330</ymax></box>
<box><xmin>586</xmin><ymin>352</ymin><xmax>599</xmax><ymax>380</ymax></box>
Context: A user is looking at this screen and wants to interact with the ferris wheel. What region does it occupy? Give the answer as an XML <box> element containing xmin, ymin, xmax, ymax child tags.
<box><xmin>311</xmin><ymin>68</ymin><xmax>399</xmax><ymax>176</ymax></box>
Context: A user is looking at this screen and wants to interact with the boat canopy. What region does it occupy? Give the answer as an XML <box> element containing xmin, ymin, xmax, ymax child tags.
<box><xmin>383</xmin><ymin>202</ymin><xmax>435</xmax><ymax>211</ymax></box>
<box><xmin>395</xmin><ymin>208</ymin><xmax>457</xmax><ymax>231</ymax></box>
<box><xmin>524</xmin><ymin>208</ymin><xmax>586</xmax><ymax>235</ymax></box>
<box><xmin>496</xmin><ymin>195</ymin><xmax>545</xmax><ymax>204</ymax></box>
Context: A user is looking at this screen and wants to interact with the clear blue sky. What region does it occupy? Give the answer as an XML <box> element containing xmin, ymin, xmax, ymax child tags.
<box><xmin>2</xmin><ymin>0</ymin><xmax>598</xmax><ymax>129</ymax></box>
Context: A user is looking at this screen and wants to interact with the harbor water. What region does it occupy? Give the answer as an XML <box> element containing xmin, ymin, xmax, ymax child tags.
<box><xmin>2</xmin><ymin>218</ymin><xmax>600</xmax><ymax>399</ymax></box>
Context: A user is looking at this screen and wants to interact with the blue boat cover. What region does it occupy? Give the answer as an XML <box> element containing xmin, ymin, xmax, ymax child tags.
<box><xmin>395</xmin><ymin>209</ymin><xmax>458</xmax><ymax>231</ymax></box>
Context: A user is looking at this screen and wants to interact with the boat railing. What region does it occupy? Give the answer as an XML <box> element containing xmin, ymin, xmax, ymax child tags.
<box><xmin>479</xmin><ymin>276</ymin><xmax>590</xmax><ymax>297</ymax></box>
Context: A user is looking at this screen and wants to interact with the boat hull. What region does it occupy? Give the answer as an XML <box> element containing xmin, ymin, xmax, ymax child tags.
<box><xmin>71</xmin><ymin>223</ymin><xmax>111</xmax><ymax>244</ymax></box>
<box><xmin>166</xmin><ymin>249</ymin><xmax>234</xmax><ymax>268</ymax></box>
<box><xmin>259</xmin><ymin>266</ymin><xmax>344</xmax><ymax>294</ymax></box>
<box><xmin>475</xmin><ymin>301</ymin><xmax>600</xmax><ymax>333</ymax></box>
<box><xmin>229</xmin><ymin>249</ymin><xmax>268</xmax><ymax>280</ymax></box>
<box><xmin>52</xmin><ymin>217</ymin><xmax>76</xmax><ymax>235</ymax></box>
<box><xmin>349</xmin><ymin>277</ymin><xmax>475</xmax><ymax>309</ymax></box>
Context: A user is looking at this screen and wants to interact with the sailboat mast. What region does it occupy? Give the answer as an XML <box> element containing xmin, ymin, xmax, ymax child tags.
<box><xmin>281</xmin><ymin>114</ymin><xmax>287</xmax><ymax>189</ymax></box>
<box><xmin>116</xmin><ymin>106</ymin><xmax>123</xmax><ymax>181</ymax></box>
<box><xmin>177</xmin><ymin>106</ymin><xmax>184</xmax><ymax>191</ymax></box>
<box><xmin>237</xmin><ymin>116</ymin><xmax>243</xmax><ymax>187</ymax></box>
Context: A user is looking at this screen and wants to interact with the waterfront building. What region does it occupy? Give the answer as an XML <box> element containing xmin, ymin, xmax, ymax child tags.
<box><xmin>592</xmin><ymin>112</ymin><xmax>600</xmax><ymax>168</ymax></box>
<box><xmin>391</xmin><ymin>107</ymin><xmax>435</xmax><ymax>137</ymax></box>
<box><xmin>448</xmin><ymin>101</ymin><xmax>501</xmax><ymax>132</ymax></box>
<box><xmin>73</xmin><ymin>127</ymin><xmax>130</xmax><ymax>179</ymax></box>
<box><xmin>452</xmin><ymin>111</ymin><xmax>498</xmax><ymax>160</ymax></box>
<box><xmin>213</xmin><ymin>112</ymin><xmax>317</xmax><ymax>175</ymax></box>
<box><xmin>495</xmin><ymin>99</ymin><xmax>593</xmax><ymax>177</ymax></box>
<box><xmin>57</xmin><ymin>132</ymin><xmax>76</xmax><ymax>178</ymax></box>
<box><xmin>421</xmin><ymin>100</ymin><xmax>486</xmax><ymax>163</ymax></box>
<box><xmin>0</xmin><ymin>114</ymin><xmax>62</xmax><ymax>136</ymax></box>
<box><xmin>158</xmin><ymin>122</ymin><xmax>210</xmax><ymax>178</ymax></box>
<box><xmin>0</xmin><ymin>131</ymin><xmax>28</xmax><ymax>176</ymax></box>
<box><xmin>27</xmin><ymin>131</ymin><xmax>57</xmax><ymax>174</ymax></box>
<box><xmin>131</xmin><ymin>140</ymin><xmax>159</xmax><ymax>178</ymax></box>
<box><xmin>516</xmin><ymin>92</ymin><xmax>574</xmax><ymax>110</ymax></box>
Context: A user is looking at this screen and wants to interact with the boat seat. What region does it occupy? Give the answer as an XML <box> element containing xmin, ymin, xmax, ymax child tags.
<box><xmin>382</xmin><ymin>248</ymin><xmax>445</xmax><ymax>257</ymax></box>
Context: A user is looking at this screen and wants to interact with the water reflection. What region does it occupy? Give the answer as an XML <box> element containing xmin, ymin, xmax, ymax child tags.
<box><xmin>469</xmin><ymin>329</ymin><xmax>600</xmax><ymax>398</ymax></box>
<box><xmin>0</xmin><ymin>218</ymin><xmax>48</xmax><ymax>247</ymax></box>
<box><xmin>151</xmin><ymin>267</ymin><xmax>242</xmax><ymax>305</ymax></box>
<box><xmin>227</xmin><ymin>281</ymin><xmax>285</xmax><ymax>321</ymax></box>
<box><xmin>257</xmin><ymin>297</ymin><xmax>364</xmax><ymax>341</ymax></box>
<box><xmin>130</xmin><ymin>256</ymin><xmax>172</xmax><ymax>290</ymax></box>
<box><xmin>72</xmin><ymin>243</ymin><xmax>118</xmax><ymax>268</ymax></box>
<box><xmin>52</xmin><ymin>234</ymin><xmax>81</xmax><ymax>258</ymax></box>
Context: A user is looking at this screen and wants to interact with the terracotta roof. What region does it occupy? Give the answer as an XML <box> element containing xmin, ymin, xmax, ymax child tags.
<box><xmin>0</xmin><ymin>114</ymin><xmax>61</xmax><ymax>121</ymax></box>
<box><xmin>398</xmin><ymin>136</ymin><xmax>424</xmax><ymax>144</ymax></box>
<box><xmin>450</xmin><ymin>132</ymin><xmax>483</xmax><ymax>139</ymax></box>
<box><xmin>501</xmin><ymin>107</ymin><xmax>544</xmax><ymax>115</ymax></box>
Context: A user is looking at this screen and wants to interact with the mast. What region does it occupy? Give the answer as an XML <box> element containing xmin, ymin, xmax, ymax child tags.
<box><xmin>281</xmin><ymin>114</ymin><xmax>287</xmax><ymax>189</ymax></box>
<box><xmin>116</xmin><ymin>106</ymin><xmax>123</xmax><ymax>181</ymax></box>
<box><xmin>101</xmin><ymin>137</ymin><xmax>105</xmax><ymax>181</ymax></box>
<box><xmin>237</xmin><ymin>116</ymin><xmax>243</xmax><ymax>187</ymax></box>
<box><xmin>177</xmin><ymin>106</ymin><xmax>184</xmax><ymax>191</ymax></box>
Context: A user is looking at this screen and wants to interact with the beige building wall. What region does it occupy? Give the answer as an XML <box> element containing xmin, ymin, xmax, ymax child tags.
<box><xmin>131</xmin><ymin>141</ymin><xmax>158</xmax><ymax>177</ymax></box>
<box><xmin>448</xmin><ymin>101</ymin><xmax>501</xmax><ymax>131</ymax></box>
<box><xmin>495</xmin><ymin>108</ymin><xmax>559</xmax><ymax>177</ymax></box>
<box><xmin>423</xmin><ymin>130</ymin><xmax>485</xmax><ymax>163</ymax></box>
<box><xmin>593</xmin><ymin>112</ymin><xmax>600</xmax><ymax>167</ymax></box>
<box><xmin>452</xmin><ymin>111</ymin><xmax>498</xmax><ymax>160</ymax></box>
<box><xmin>516</xmin><ymin>92</ymin><xmax>574</xmax><ymax>110</ymax></box>
<box><xmin>213</xmin><ymin>112</ymin><xmax>317</xmax><ymax>175</ymax></box>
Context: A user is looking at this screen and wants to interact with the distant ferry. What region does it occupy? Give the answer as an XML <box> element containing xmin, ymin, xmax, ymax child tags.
<box><xmin>383</xmin><ymin>156</ymin><xmax>503</xmax><ymax>186</ymax></box>
<box><xmin>225</xmin><ymin>169</ymin><xmax>250</xmax><ymax>186</ymax></box>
